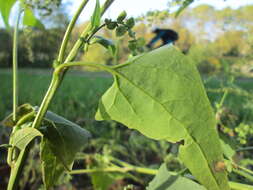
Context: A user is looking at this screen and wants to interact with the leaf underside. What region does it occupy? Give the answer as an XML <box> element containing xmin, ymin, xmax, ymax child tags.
<box><xmin>96</xmin><ymin>46</ymin><xmax>230</xmax><ymax>190</ymax></box>
<box><xmin>40</xmin><ymin>110</ymin><xmax>91</xmax><ymax>171</ymax></box>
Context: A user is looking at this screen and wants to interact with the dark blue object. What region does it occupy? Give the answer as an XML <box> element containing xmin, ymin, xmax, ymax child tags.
<box><xmin>147</xmin><ymin>29</ymin><xmax>178</xmax><ymax>48</ymax></box>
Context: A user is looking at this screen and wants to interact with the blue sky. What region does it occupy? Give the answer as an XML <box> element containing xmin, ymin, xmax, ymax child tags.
<box><xmin>1</xmin><ymin>0</ymin><xmax>252</xmax><ymax>27</ymax></box>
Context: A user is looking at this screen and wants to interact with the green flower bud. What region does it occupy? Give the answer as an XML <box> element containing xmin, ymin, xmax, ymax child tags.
<box><xmin>117</xmin><ymin>11</ymin><xmax>127</xmax><ymax>23</ymax></box>
<box><xmin>116</xmin><ymin>25</ymin><xmax>127</xmax><ymax>36</ymax></box>
<box><xmin>126</xmin><ymin>17</ymin><xmax>135</xmax><ymax>29</ymax></box>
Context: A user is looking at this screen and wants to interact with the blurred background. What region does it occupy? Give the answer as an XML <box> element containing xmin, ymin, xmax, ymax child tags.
<box><xmin>0</xmin><ymin>0</ymin><xmax>253</xmax><ymax>189</ymax></box>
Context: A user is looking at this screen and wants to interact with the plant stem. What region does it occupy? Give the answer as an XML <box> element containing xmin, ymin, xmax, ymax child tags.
<box><xmin>31</xmin><ymin>74</ymin><xmax>60</xmax><ymax>129</ymax></box>
<box><xmin>229</xmin><ymin>181</ymin><xmax>253</xmax><ymax>190</ymax></box>
<box><xmin>233</xmin><ymin>168</ymin><xmax>253</xmax><ymax>182</ymax></box>
<box><xmin>12</xmin><ymin>7</ymin><xmax>23</xmax><ymax>122</ymax></box>
<box><xmin>70</xmin><ymin>166</ymin><xmax>158</xmax><ymax>175</ymax></box>
<box><xmin>237</xmin><ymin>165</ymin><xmax>253</xmax><ymax>177</ymax></box>
<box><xmin>57</xmin><ymin>0</ymin><xmax>90</xmax><ymax>64</ymax></box>
<box><xmin>237</xmin><ymin>147</ymin><xmax>253</xmax><ymax>151</ymax></box>
<box><xmin>7</xmin><ymin>147</ymin><xmax>30</xmax><ymax>190</ymax></box>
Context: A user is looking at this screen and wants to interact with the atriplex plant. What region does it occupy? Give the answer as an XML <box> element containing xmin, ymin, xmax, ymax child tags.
<box><xmin>1</xmin><ymin>0</ymin><xmax>253</xmax><ymax>190</ymax></box>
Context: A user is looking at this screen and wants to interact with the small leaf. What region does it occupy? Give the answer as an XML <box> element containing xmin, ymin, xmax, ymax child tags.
<box><xmin>1</xmin><ymin>103</ymin><xmax>34</xmax><ymax>127</ymax></box>
<box><xmin>40</xmin><ymin>138</ymin><xmax>67</xmax><ymax>189</ymax></box>
<box><xmin>90</xmin><ymin>36</ymin><xmax>116</xmax><ymax>56</ymax></box>
<box><xmin>23</xmin><ymin>7</ymin><xmax>44</xmax><ymax>29</ymax></box>
<box><xmin>220</xmin><ymin>139</ymin><xmax>235</xmax><ymax>161</ymax></box>
<box><xmin>12</xmin><ymin>126</ymin><xmax>42</xmax><ymax>150</ymax></box>
<box><xmin>116</xmin><ymin>25</ymin><xmax>127</xmax><ymax>37</ymax></box>
<box><xmin>147</xmin><ymin>163</ymin><xmax>206</xmax><ymax>190</ymax></box>
<box><xmin>126</xmin><ymin>17</ymin><xmax>135</xmax><ymax>29</ymax></box>
<box><xmin>91</xmin><ymin>0</ymin><xmax>101</xmax><ymax>28</ymax></box>
<box><xmin>128</xmin><ymin>30</ymin><xmax>136</xmax><ymax>38</ymax></box>
<box><xmin>96</xmin><ymin>46</ymin><xmax>230</xmax><ymax>190</ymax></box>
<box><xmin>117</xmin><ymin>11</ymin><xmax>127</xmax><ymax>23</ymax></box>
<box><xmin>128</xmin><ymin>40</ymin><xmax>137</xmax><ymax>51</ymax></box>
<box><xmin>0</xmin><ymin>0</ymin><xmax>16</xmax><ymax>27</ymax></box>
<box><xmin>40</xmin><ymin>110</ymin><xmax>91</xmax><ymax>170</ymax></box>
<box><xmin>106</xmin><ymin>22</ymin><xmax>117</xmax><ymax>30</ymax></box>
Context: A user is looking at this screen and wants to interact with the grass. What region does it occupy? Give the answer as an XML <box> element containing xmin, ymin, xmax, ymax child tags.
<box><xmin>0</xmin><ymin>69</ymin><xmax>113</xmax><ymax>122</ymax></box>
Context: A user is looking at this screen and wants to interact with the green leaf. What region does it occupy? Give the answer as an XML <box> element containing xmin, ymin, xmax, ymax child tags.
<box><xmin>90</xmin><ymin>36</ymin><xmax>116</xmax><ymax>56</ymax></box>
<box><xmin>40</xmin><ymin>110</ymin><xmax>91</xmax><ymax>170</ymax></box>
<box><xmin>40</xmin><ymin>138</ymin><xmax>67</xmax><ymax>190</ymax></box>
<box><xmin>96</xmin><ymin>46</ymin><xmax>230</xmax><ymax>190</ymax></box>
<box><xmin>91</xmin><ymin>0</ymin><xmax>101</xmax><ymax>29</ymax></box>
<box><xmin>0</xmin><ymin>0</ymin><xmax>16</xmax><ymax>27</ymax></box>
<box><xmin>116</xmin><ymin>25</ymin><xmax>127</xmax><ymax>37</ymax></box>
<box><xmin>147</xmin><ymin>164</ymin><xmax>206</xmax><ymax>190</ymax></box>
<box><xmin>126</xmin><ymin>17</ymin><xmax>135</xmax><ymax>29</ymax></box>
<box><xmin>23</xmin><ymin>7</ymin><xmax>44</xmax><ymax>29</ymax></box>
<box><xmin>1</xmin><ymin>103</ymin><xmax>34</xmax><ymax>127</ymax></box>
<box><xmin>128</xmin><ymin>30</ymin><xmax>136</xmax><ymax>38</ymax></box>
<box><xmin>106</xmin><ymin>22</ymin><xmax>117</xmax><ymax>30</ymax></box>
<box><xmin>12</xmin><ymin>126</ymin><xmax>42</xmax><ymax>150</ymax></box>
<box><xmin>220</xmin><ymin>139</ymin><xmax>235</xmax><ymax>161</ymax></box>
<box><xmin>117</xmin><ymin>11</ymin><xmax>127</xmax><ymax>23</ymax></box>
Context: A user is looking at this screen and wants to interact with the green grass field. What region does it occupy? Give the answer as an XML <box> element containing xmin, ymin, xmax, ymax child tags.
<box><xmin>0</xmin><ymin>69</ymin><xmax>113</xmax><ymax>122</ymax></box>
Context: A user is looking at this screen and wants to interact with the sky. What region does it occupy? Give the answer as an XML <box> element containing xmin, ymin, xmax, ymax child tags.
<box><xmin>64</xmin><ymin>0</ymin><xmax>253</xmax><ymax>22</ymax></box>
<box><xmin>0</xmin><ymin>0</ymin><xmax>252</xmax><ymax>27</ymax></box>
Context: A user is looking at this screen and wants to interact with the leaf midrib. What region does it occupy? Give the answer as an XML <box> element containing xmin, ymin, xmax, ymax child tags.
<box><xmin>110</xmin><ymin>68</ymin><xmax>220</xmax><ymax>189</ymax></box>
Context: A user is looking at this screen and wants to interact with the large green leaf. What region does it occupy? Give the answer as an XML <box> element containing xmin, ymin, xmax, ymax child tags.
<box><xmin>147</xmin><ymin>163</ymin><xmax>206</xmax><ymax>190</ymax></box>
<box><xmin>0</xmin><ymin>0</ymin><xmax>16</xmax><ymax>27</ymax></box>
<box><xmin>23</xmin><ymin>7</ymin><xmax>44</xmax><ymax>29</ymax></box>
<box><xmin>40</xmin><ymin>110</ymin><xmax>91</xmax><ymax>170</ymax></box>
<box><xmin>40</xmin><ymin>139</ymin><xmax>67</xmax><ymax>190</ymax></box>
<box><xmin>96</xmin><ymin>46</ymin><xmax>230</xmax><ymax>190</ymax></box>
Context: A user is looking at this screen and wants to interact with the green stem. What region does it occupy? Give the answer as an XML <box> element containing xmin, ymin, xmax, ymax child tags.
<box><xmin>69</xmin><ymin>166</ymin><xmax>158</xmax><ymax>175</ymax></box>
<box><xmin>12</xmin><ymin>7</ymin><xmax>23</xmax><ymax>122</ymax></box>
<box><xmin>229</xmin><ymin>181</ymin><xmax>253</xmax><ymax>190</ymax></box>
<box><xmin>237</xmin><ymin>147</ymin><xmax>253</xmax><ymax>151</ymax></box>
<box><xmin>7</xmin><ymin>147</ymin><xmax>30</xmax><ymax>190</ymax></box>
<box><xmin>233</xmin><ymin>168</ymin><xmax>253</xmax><ymax>182</ymax></box>
<box><xmin>57</xmin><ymin>0</ymin><xmax>90</xmax><ymax>64</ymax></box>
<box><xmin>237</xmin><ymin>165</ymin><xmax>253</xmax><ymax>177</ymax></box>
<box><xmin>31</xmin><ymin>74</ymin><xmax>60</xmax><ymax>129</ymax></box>
<box><xmin>55</xmin><ymin>61</ymin><xmax>114</xmax><ymax>75</ymax></box>
<box><xmin>86</xmin><ymin>23</ymin><xmax>106</xmax><ymax>43</ymax></box>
